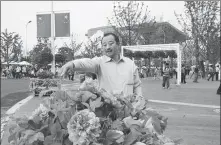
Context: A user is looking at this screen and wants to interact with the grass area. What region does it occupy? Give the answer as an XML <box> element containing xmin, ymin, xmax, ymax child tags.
<box><xmin>1</xmin><ymin>91</ymin><xmax>31</xmax><ymax>108</ymax></box>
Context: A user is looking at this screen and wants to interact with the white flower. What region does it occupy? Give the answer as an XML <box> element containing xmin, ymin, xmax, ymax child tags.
<box><xmin>67</xmin><ymin>109</ymin><xmax>101</xmax><ymax>144</ymax></box>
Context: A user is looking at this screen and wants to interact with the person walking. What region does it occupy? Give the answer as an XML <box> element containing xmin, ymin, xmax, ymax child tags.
<box><xmin>193</xmin><ymin>65</ymin><xmax>199</xmax><ymax>83</ymax></box>
<box><xmin>60</xmin><ymin>32</ymin><xmax>142</xmax><ymax>97</ymax></box>
<box><xmin>15</xmin><ymin>65</ymin><xmax>21</xmax><ymax>79</ymax></box>
<box><xmin>217</xmin><ymin>84</ymin><xmax>221</xmax><ymax>95</ymax></box>
<box><xmin>181</xmin><ymin>64</ymin><xmax>187</xmax><ymax>84</ymax></box>
<box><xmin>215</xmin><ymin>65</ymin><xmax>219</xmax><ymax>81</ymax></box>
<box><xmin>207</xmin><ymin>65</ymin><xmax>214</xmax><ymax>81</ymax></box>
<box><xmin>162</xmin><ymin>63</ymin><xmax>170</xmax><ymax>89</ymax></box>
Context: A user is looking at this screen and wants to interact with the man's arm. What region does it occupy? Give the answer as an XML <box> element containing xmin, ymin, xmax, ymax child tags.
<box><xmin>60</xmin><ymin>57</ymin><xmax>100</xmax><ymax>77</ymax></box>
<box><xmin>73</xmin><ymin>57</ymin><xmax>100</xmax><ymax>73</ymax></box>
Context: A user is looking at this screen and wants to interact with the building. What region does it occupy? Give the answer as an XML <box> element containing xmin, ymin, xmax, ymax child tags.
<box><xmin>86</xmin><ymin>22</ymin><xmax>188</xmax><ymax>45</ymax></box>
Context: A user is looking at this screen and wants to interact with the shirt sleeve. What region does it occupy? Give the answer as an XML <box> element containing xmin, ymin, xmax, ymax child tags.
<box><xmin>133</xmin><ymin>64</ymin><xmax>142</xmax><ymax>96</ymax></box>
<box><xmin>72</xmin><ymin>57</ymin><xmax>100</xmax><ymax>74</ymax></box>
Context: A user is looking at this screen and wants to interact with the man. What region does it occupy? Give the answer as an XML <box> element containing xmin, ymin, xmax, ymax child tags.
<box><xmin>15</xmin><ymin>65</ymin><xmax>21</xmax><ymax>79</ymax></box>
<box><xmin>181</xmin><ymin>64</ymin><xmax>187</xmax><ymax>84</ymax></box>
<box><xmin>60</xmin><ymin>32</ymin><xmax>142</xmax><ymax>97</ymax></box>
<box><xmin>193</xmin><ymin>65</ymin><xmax>199</xmax><ymax>83</ymax></box>
<box><xmin>207</xmin><ymin>65</ymin><xmax>214</xmax><ymax>81</ymax></box>
<box><xmin>215</xmin><ymin>63</ymin><xmax>220</xmax><ymax>81</ymax></box>
<box><xmin>162</xmin><ymin>63</ymin><xmax>170</xmax><ymax>89</ymax></box>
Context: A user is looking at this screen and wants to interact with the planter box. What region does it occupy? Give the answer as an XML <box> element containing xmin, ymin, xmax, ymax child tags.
<box><xmin>29</xmin><ymin>78</ymin><xmax>60</xmax><ymax>97</ymax></box>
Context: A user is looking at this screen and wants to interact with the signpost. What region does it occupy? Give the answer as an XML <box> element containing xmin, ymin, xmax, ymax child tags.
<box><xmin>36</xmin><ymin>1</ymin><xmax>70</xmax><ymax>75</ymax></box>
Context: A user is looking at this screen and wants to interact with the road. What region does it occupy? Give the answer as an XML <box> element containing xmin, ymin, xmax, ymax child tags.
<box><xmin>141</xmin><ymin>77</ymin><xmax>220</xmax><ymax>145</ymax></box>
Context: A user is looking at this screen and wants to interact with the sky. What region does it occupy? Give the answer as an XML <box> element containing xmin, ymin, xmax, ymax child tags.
<box><xmin>1</xmin><ymin>1</ymin><xmax>185</xmax><ymax>55</ymax></box>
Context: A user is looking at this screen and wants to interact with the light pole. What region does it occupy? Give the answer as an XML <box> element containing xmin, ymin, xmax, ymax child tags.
<box><xmin>25</xmin><ymin>20</ymin><xmax>32</xmax><ymax>58</ymax></box>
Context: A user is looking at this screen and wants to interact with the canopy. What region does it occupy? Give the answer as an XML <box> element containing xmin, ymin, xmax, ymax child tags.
<box><xmin>19</xmin><ymin>61</ymin><xmax>32</xmax><ymax>66</ymax></box>
<box><xmin>48</xmin><ymin>63</ymin><xmax>59</xmax><ymax>66</ymax></box>
<box><xmin>121</xmin><ymin>43</ymin><xmax>182</xmax><ymax>85</ymax></box>
<box><xmin>2</xmin><ymin>61</ymin><xmax>20</xmax><ymax>65</ymax></box>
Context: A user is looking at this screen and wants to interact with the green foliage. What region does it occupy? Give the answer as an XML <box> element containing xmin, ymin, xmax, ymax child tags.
<box><xmin>58</xmin><ymin>34</ymin><xmax>82</xmax><ymax>62</ymax></box>
<box><xmin>81</xmin><ymin>37</ymin><xmax>103</xmax><ymax>58</ymax></box>
<box><xmin>8</xmin><ymin>80</ymin><xmax>180</xmax><ymax>145</ymax></box>
<box><xmin>175</xmin><ymin>1</ymin><xmax>220</xmax><ymax>64</ymax></box>
<box><xmin>55</xmin><ymin>53</ymin><xmax>66</xmax><ymax>64</ymax></box>
<box><xmin>108</xmin><ymin>1</ymin><xmax>155</xmax><ymax>46</ymax></box>
<box><xmin>30</xmin><ymin>38</ymin><xmax>52</xmax><ymax>67</ymax></box>
<box><xmin>58</xmin><ymin>46</ymin><xmax>74</xmax><ymax>62</ymax></box>
<box><xmin>1</xmin><ymin>29</ymin><xmax>23</xmax><ymax>63</ymax></box>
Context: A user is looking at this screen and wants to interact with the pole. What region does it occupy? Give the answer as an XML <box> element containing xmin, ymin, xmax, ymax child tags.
<box><xmin>51</xmin><ymin>1</ymin><xmax>56</xmax><ymax>75</ymax></box>
<box><xmin>25</xmin><ymin>21</ymin><xmax>32</xmax><ymax>58</ymax></box>
<box><xmin>25</xmin><ymin>25</ymin><xmax>27</xmax><ymax>58</ymax></box>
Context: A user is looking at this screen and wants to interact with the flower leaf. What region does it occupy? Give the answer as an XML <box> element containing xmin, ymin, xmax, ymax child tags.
<box><xmin>27</xmin><ymin>132</ymin><xmax>44</xmax><ymax>144</ymax></box>
<box><xmin>49</xmin><ymin>118</ymin><xmax>61</xmax><ymax>137</ymax></box>
<box><xmin>124</xmin><ymin>125</ymin><xmax>142</xmax><ymax>145</ymax></box>
<box><xmin>106</xmin><ymin>130</ymin><xmax>124</xmax><ymax>141</ymax></box>
<box><xmin>44</xmin><ymin>135</ymin><xmax>53</xmax><ymax>145</ymax></box>
<box><xmin>89</xmin><ymin>97</ymin><xmax>103</xmax><ymax>111</ymax></box>
<box><xmin>111</xmin><ymin>119</ymin><xmax>124</xmax><ymax>131</ymax></box>
<box><xmin>123</xmin><ymin>116</ymin><xmax>143</xmax><ymax>128</ymax></box>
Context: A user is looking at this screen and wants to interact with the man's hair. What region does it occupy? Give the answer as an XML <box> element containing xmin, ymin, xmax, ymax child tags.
<box><xmin>101</xmin><ymin>32</ymin><xmax>120</xmax><ymax>45</ymax></box>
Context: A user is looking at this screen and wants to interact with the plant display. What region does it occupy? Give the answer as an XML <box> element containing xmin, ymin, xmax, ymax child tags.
<box><xmin>7</xmin><ymin>79</ymin><xmax>182</xmax><ymax>145</ymax></box>
<box><xmin>29</xmin><ymin>78</ymin><xmax>59</xmax><ymax>97</ymax></box>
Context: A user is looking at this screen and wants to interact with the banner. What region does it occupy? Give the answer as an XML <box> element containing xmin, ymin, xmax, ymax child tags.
<box><xmin>37</xmin><ymin>14</ymin><xmax>51</xmax><ymax>38</ymax></box>
<box><xmin>55</xmin><ymin>13</ymin><xmax>70</xmax><ymax>37</ymax></box>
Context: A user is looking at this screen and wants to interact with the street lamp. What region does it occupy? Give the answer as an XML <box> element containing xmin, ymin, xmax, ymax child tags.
<box><xmin>25</xmin><ymin>20</ymin><xmax>32</xmax><ymax>58</ymax></box>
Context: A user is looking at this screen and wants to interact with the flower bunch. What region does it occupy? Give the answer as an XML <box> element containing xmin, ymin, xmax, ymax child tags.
<box><xmin>67</xmin><ymin>109</ymin><xmax>101</xmax><ymax>145</ymax></box>
<box><xmin>79</xmin><ymin>78</ymin><xmax>100</xmax><ymax>94</ymax></box>
<box><xmin>29</xmin><ymin>104</ymin><xmax>49</xmax><ymax>120</ymax></box>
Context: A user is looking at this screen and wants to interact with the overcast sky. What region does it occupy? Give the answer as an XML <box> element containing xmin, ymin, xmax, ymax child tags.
<box><xmin>1</xmin><ymin>1</ymin><xmax>185</xmax><ymax>54</ymax></box>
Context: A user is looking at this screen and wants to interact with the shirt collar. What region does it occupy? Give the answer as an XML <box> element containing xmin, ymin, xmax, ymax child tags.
<box><xmin>104</xmin><ymin>55</ymin><xmax>125</xmax><ymax>63</ymax></box>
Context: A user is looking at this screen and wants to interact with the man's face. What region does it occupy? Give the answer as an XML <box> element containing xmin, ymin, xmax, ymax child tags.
<box><xmin>101</xmin><ymin>35</ymin><xmax>119</xmax><ymax>58</ymax></box>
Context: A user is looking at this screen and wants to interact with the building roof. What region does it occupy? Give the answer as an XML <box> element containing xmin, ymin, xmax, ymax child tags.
<box><xmin>86</xmin><ymin>22</ymin><xmax>188</xmax><ymax>42</ymax></box>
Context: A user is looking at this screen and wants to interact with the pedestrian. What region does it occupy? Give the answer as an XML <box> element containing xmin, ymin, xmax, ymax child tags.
<box><xmin>68</xmin><ymin>69</ymin><xmax>75</xmax><ymax>81</ymax></box>
<box><xmin>154</xmin><ymin>67</ymin><xmax>160</xmax><ymax>80</ymax></box>
<box><xmin>60</xmin><ymin>32</ymin><xmax>142</xmax><ymax>97</ymax></box>
<box><xmin>217</xmin><ymin>84</ymin><xmax>221</xmax><ymax>95</ymax></box>
<box><xmin>22</xmin><ymin>66</ymin><xmax>27</xmax><ymax>77</ymax></box>
<box><xmin>34</xmin><ymin>64</ymin><xmax>38</xmax><ymax>78</ymax></box>
<box><xmin>162</xmin><ymin>63</ymin><xmax>170</xmax><ymax>89</ymax></box>
<box><xmin>207</xmin><ymin>65</ymin><xmax>214</xmax><ymax>81</ymax></box>
<box><xmin>215</xmin><ymin>65</ymin><xmax>219</xmax><ymax>81</ymax></box>
<box><xmin>174</xmin><ymin>67</ymin><xmax>177</xmax><ymax>79</ymax></box>
<box><xmin>15</xmin><ymin>65</ymin><xmax>21</xmax><ymax>79</ymax></box>
<box><xmin>181</xmin><ymin>64</ymin><xmax>187</xmax><ymax>84</ymax></box>
<box><xmin>193</xmin><ymin>65</ymin><xmax>199</xmax><ymax>83</ymax></box>
<box><xmin>189</xmin><ymin>65</ymin><xmax>195</xmax><ymax>79</ymax></box>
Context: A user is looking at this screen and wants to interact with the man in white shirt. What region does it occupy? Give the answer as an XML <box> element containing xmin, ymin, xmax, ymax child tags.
<box><xmin>60</xmin><ymin>32</ymin><xmax>142</xmax><ymax>97</ymax></box>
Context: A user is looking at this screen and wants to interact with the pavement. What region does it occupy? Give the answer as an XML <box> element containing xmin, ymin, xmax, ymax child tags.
<box><xmin>1</xmin><ymin>76</ymin><xmax>220</xmax><ymax>145</ymax></box>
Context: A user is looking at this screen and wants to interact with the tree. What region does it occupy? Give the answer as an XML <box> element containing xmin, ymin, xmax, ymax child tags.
<box><xmin>29</xmin><ymin>38</ymin><xmax>52</xmax><ymax>68</ymax></box>
<box><xmin>0</xmin><ymin>29</ymin><xmax>23</xmax><ymax>66</ymax></box>
<box><xmin>108</xmin><ymin>1</ymin><xmax>155</xmax><ymax>46</ymax></box>
<box><xmin>55</xmin><ymin>53</ymin><xmax>66</xmax><ymax>64</ymax></box>
<box><xmin>81</xmin><ymin>36</ymin><xmax>103</xmax><ymax>58</ymax></box>
<box><xmin>59</xmin><ymin>33</ymin><xmax>83</xmax><ymax>62</ymax></box>
<box><xmin>58</xmin><ymin>46</ymin><xmax>74</xmax><ymax>62</ymax></box>
<box><xmin>175</xmin><ymin>1</ymin><xmax>220</xmax><ymax>65</ymax></box>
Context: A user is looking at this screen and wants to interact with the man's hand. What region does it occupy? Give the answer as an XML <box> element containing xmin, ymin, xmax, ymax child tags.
<box><xmin>59</xmin><ymin>61</ymin><xmax>74</xmax><ymax>78</ymax></box>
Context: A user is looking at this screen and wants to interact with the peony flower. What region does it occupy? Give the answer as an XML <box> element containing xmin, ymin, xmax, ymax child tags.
<box><xmin>29</xmin><ymin>104</ymin><xmax>49</xmax><ymax>120</ymax></box>
<box><xmin>67</xmin><ymin>109</ymin><xmax>101</xmax><ymax>145</ymax></box>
